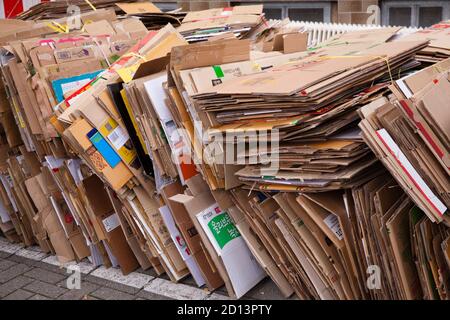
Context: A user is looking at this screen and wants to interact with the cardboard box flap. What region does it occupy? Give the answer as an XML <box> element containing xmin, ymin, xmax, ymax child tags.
<box><xmin>132</xmin><ymin>55</ymin><xmax>170</xmax><ymax>80</ymax></box>
<box><xmin>112</xmin><ymin>18</ymin><xmax>148</xmax><ymax>35</ymax></box>
<box><xmin>265</xmin><ymin>32</ymin><xmax>308</xmax><ymax>54</ymax></box>
<box><xmin>82</xmin><ymin>174</ymin><xmax>114</xmax><ymax>217</ymax></box>
<box><xmin>171</xmin><ymin>39</ymin><xmax>250</xmax><ymax>70</ymax></box>
<box><xmin>116</xmin><ymin>2</ymin><xmax>162</xmax><ymax>14</ymax></box>
<box><xmin>169</xmin><ymin>193</ymin><xmax>194</xmax><ymax>204</ymax></box>
<box><xmin>84</xmin><ymin>20</ymin><xmax>116</xmax><ymax>36</ymax></box>
<box><xmin>183</xmin><ymin>5</ymin><xmax>263</xmax><ymax>23</ymax></box>
<box><xmin>185</xmin><ymin>174</ymin><xmax>211</xmax><ymax>196</ymax></box>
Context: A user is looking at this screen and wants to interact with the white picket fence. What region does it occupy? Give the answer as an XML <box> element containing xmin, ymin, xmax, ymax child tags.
<box><xmin>279</xmin><ymin>20</ymin><xmax>422</xmax><ymax>48</ymax></box>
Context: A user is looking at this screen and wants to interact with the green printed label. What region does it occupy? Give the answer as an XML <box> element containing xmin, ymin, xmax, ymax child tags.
<box><xmin>212</xmin><ymin>65</ymin><xmax>225</xmax><ymax>78</ymax></box>
<box><xmin>207</xmin><ymin>212</ymin><xmax>240</xmax><ymax>249</ymax></box>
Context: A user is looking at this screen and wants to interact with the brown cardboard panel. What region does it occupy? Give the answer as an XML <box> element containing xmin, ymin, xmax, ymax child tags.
<box><xmin>132</xmin><ymin>55</ymin><xmax>170</xmax><ymax>80</ymax></box>
<box><xmin>183</xmin><ymin>5</ymin><xmax>263</xmax><ymax>23</ymax></box>
<box><xmin>386</xmin><ymin>199</ymin><xmax>421</xmax><ymax>299</ymax></box>
<box><xmin>69</xmin><ymin>232</ymin><xmax>90</xmax><ymax>261</ymax></box>
<box><xmin>83</xmin><ymin>175</ymin><xmax>114</xmax><ymax>216</ymax></box>
<box><xmin>21</xmin><ymin>150</ymin><xmax>41</xmax><ymax>177</ymax></box>
<box><xmin>0</xmin><ymin>111</ymin><xmax>23</xmax><ymax>148</ymax></box>
<box><xmin>282</xmin><ymin>33</ymin><xmax>308</xmax><ymax>54</ymax></box>
<box><xmin>8</xmin><ymin>60</ymin><xmax>43</xmax><ymax>135</ymax></box>
<box><xmin>126</xmin><ymin>235</ymin><xmax>152</xmax><ymax>270</ymax></box>
<box><xmin>160</xmin><ymin>181</ymin><xmax>224</xmax><ymax>290</ymax></box>
<box><xmin>107</xmin><ymin>226</ymin><xmax>140</xmax><ymax>275</ymax></box>
<box><xmin>41</xmin><ymin>204</ymin><xmax>76</xmax><ymax>263</ymax></box>
<box><xmin>106</xmin><ymin>187</ymin><xmax>153</xmax><ymax>271</ymax></box>
<box><xmin>24</xmin><ymin>176</ymin><xmax>47</xmax><ymax>212</ymax></box>
<box><xmin>185</xmin><ymin>174</ymin><xmax>211</xmax><ymax>197</ymax></box>
<box><xmin>161</xmin><ymin>182</ymin><xmax>199</xmax><ymax>248</ymax></box>
<box><xmin>48</xmin><ymin>229</ymin><xmax>76</xmax><ymax>263</ymax></box>
<box><xmin>233</xmin><ymin>213</ymin><xmax>294</xmax><ymax>298</ymax></box>
<box><xmin>84</xmin><ymin>20</ymin><xmax>116</xmax><ymax>36</ymax></box>
<box><xmin>178</xmin><ymin>14</ymin><xmax>261</xmax><ymax>33</ymax></box>
<box><xmin>112</xmin><ymin>18</ymin><xmax>148</xmax><ymax>35</ymax></box>
<box><xmin>66</xmin><ymin>120</ymin><xmax>93</xmax><ymax>151</ymax></box>
<box><xmin>83</xmin><ymin>174</ymin><xmax>139</xmax><ymax>274</ymax></box>
<box><xmin>169</xmin><ymin>192</ymin><xmax>231</xmax><ymax>295</ymax></box>
<box><xmin>419</xmin><ymin>78</ymin><xmax>450</xmax><ymax>146</ymax></box>
<box><xmin>171</xmin><ymin>39</ymin><xmax>250</xmax><ymax>71</ymax></box>
<box><xmin>116</xmin><ymin>2</ymin><xmax>162</xmax><ymax>14</ymax></box>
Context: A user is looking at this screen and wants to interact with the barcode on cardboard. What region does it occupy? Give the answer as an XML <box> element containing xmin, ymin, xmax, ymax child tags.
<box><xmin>109</xmin><ymin>131</ymin><xmax>119</xmax><ymax>143</ymax></box>
<box><xmin>57</xmin><ymin>51</ymin><xmax>71</xmax><ymax>60</ymax></box>
<box><xmin>187</xmin><ymin>227</ymin><xmax>198</xmax><ymax>237</ymax></box>
<box><xmin>107</xmin><ymin>126</ymin><xmax>129</xmax><ymax>150</ymax></box>
<box><xmin>102</xmin><ymin>213</ymin><xmax>120</xmax><ymax>233</ymax></box>
<box><xmin>323</xmin><ymin>214</ymin><xmax>344</xmax><ymax>240</ymax></box>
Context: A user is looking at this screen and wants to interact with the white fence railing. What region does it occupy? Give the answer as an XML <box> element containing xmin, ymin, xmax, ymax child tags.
<box><xmin>280</xmin><ymin>20</ymin><xmax>422</xmax><ymax>48</ymax></box>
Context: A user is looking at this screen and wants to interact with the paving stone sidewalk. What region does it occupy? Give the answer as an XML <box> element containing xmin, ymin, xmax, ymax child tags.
<box><xmin>0</xmin><ymin>237</ymin><xmax>285</xmax><ymax>300</ymax></box>
<box><xmin>0</xmin><ymin>252</ymin><xmax>163</xmax><ymax>300</ymax></box>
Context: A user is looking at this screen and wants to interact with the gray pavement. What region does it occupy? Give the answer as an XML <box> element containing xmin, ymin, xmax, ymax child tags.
<box><xmin>0</xmin><ymin>237</ymin><xmax>287</xmax><ymax>300</ymax></box>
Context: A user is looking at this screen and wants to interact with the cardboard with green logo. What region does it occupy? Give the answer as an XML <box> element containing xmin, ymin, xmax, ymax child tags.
<box><xmin>170</xmin><ymin>174</ymin><xmax>265</xmax><ymax>299</ymax></box>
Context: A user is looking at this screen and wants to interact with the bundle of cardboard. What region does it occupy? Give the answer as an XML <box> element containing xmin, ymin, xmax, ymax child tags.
<box><xmin>114</xmin><ymin>2</ymin><xmax>186</xmax><ymax>30</ymax></box>
<box><xmin>177</xmin><ymin>5</ymin><xmax>266</xmax><ymax>43</ymax></box>
<box><xmin>0</xmin><ymin>8</ymin><xmax>189</xmax><ymax>268</ymax></box>
<box><xmin>359</xmin><ymin>58</ymin><xmax>450</xmax><ymax>225</ymax></box>
<box><xmin>16</xmin><ymin>0</ymin><xmax>145</xmax><ymax>20</ymax></box>
<box><xmin>0</xmin><ymin>2</ymin><xmax>449</xmax><ymax>300</ymax></box>
<box><xmin>188</xmin><ymin>34</ymin><xmax>426</xmax><ymax>192</ymax></box>
<box><xmin>162</xmin><ymin>25</ymin><xmax>450</xmax><ymax>299</ymax></box>
<box><xmin>0</xmin><ymin>3</ymin><xmax>271</xmax><ymax>299</ymax></box>
<box><xmin>16</xmin><ymin>1</ymin><xmax>185</xmax><ymax>32</ymax></box>
<box><xmin>399</xmin><ymin>21</ymin><xmax>450</xmax><ymax>64</ymax></box>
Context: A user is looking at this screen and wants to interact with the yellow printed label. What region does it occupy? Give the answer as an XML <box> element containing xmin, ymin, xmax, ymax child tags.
<box><xmin>116</xmin><ymin>64</ymin><xmax>140</xmax><ymax>84</ymax></box>
<box><xmin>99</xmin><ymin>118</ymin><xmax>137</xmax><ymax>165</ymax></box>
<box><xmin>116</xmin><ymin>33</ymin><xmax>186</xmax><ymax>83</ymax></box>
<box><xmin>12</xmin><ymin>98</ymin><xmax>26</xmax><ymax>129</ymax></box>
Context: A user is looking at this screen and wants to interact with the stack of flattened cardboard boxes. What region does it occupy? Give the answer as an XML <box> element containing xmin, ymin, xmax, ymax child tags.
<box><xmin>53</xmin><ymin>18</ymin><xmax>267</xmax><ymax>296</ymax></box>
<box><xmin>0</xmin><ymin>2</ymin><xmax>449</xmax><ymax>300</ymax></box>
<box><xmin>177</xmin><ymin>5</ymin><xmax>265</xmax><ymax>43</ymax></box>
<box><xmin>398</xmin><ymin>20</ymin><xmax>450</xmax><ymax>63</ymax></box>
<box><xmin>160</xmin><ymin>25</ymin><xmax>449</xmax><ymax>299</ymax></box>
<box><xmin>0</xmin><ymin>8</ymin><xmax>153</xmax><ymax>267</ymax></box>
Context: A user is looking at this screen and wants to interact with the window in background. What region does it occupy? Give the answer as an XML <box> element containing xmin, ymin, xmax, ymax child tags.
<box><xmin>419</xmin><ymin>6</ymin><xmax>443</xmax><ymax>27</ymax></box>
<box><xmin>231</xmin><ymin>1</ymin><xmax>332</xmax><ymax>22</ymax></box>
<box><xmin>153</xmin><ymin>2</ymin><xmax>179</xmax><ymax>12</ymax></box>
<box><xmin>263</xmin><ymin>7</ymin><xmax>283</xmax><ymax>20</ymax></box>
<box><xmin>389</xmin><ymin>6</ymin><xmax>412</xmax><ymax>26</ymax></box>
<box><xmin>288</xmin><ymin>8</ymin><xmax>324</xmax><ymax>22</ymax></box>
<box><xmin>382</xmin><ymin>1</ymin><xmax>450</xmax><ymax>27</ymax></box>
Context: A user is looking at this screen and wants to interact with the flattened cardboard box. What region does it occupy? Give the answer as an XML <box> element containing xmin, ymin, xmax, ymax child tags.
<box><xmin>106</xmin><ymin>186</ymin><xmax>153</xmax><ymax>270</ymax></box>
<box><xmin>83</xmin><ymin>174</ymin><xmax>139</xmax><ymax>275</ymax></box>
<box><xmin>161</xmin><ymin>181</ymin><xmax>224</xmax><ymax>290</ymax></box>
<box><xmin>170</xmin><ymin>174</ymin><xmax>265</xmax><ymax>298</ymax></box>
